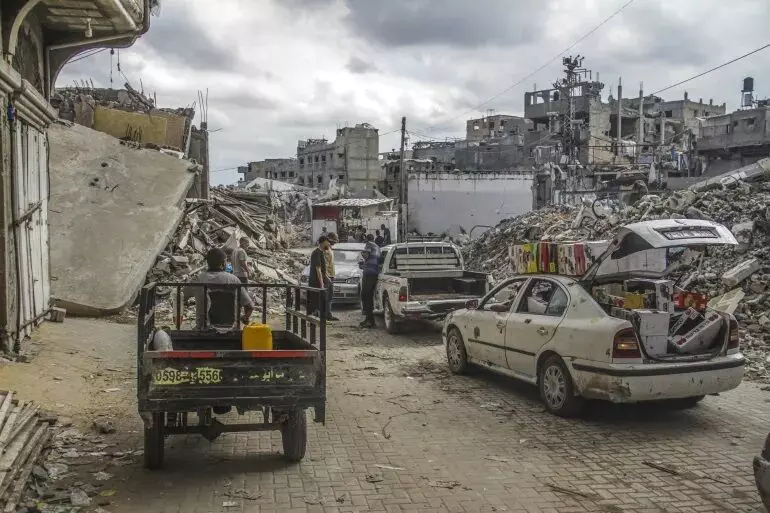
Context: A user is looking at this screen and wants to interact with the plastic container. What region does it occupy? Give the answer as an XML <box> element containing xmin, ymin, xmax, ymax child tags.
<box><xmin>242</xmin><ymin>323</ymin><xmax>273</xmax><ymax>350</ymax></box>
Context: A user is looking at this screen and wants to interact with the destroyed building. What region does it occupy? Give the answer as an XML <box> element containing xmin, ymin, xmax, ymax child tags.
<box><xmin>238</xmin><ymin>158</ymin><xmax>297</xmax><ymax>184</ymax></box>
<box><xmin>296</xmin><ymin>123</ymin><xmax>381</xmax><ymax>192</ymax></box>
<box><xmin>0</xmin><ymin>0</ymin><xmax>154</xmax><ymax>350</ymax></box>
<box><xmin>51</xmin><ymin>85</ymin><xmax>195</xmax><ymax>152</ymax></box>
<box><xmin>697</xmin><ymin>78</ymin><xmax>770</xmax><ymax>175</ymax></box>
<box><xmin>466</xmin><ymin>114</ymin><xmax>530</xmax><ymax>142</ymax></box>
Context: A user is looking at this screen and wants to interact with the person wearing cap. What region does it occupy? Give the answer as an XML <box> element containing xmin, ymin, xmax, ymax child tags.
<box><xmin>325</xmin><ymin>233</ymin><xmax>339</xmax><ymax>321</ymax></box>
<box><xmin>184</xmin><ymin>247</ymin><xmax>254</xmax><ymax>330</ymax></box>
<box><xmin>358</xmin><ymin>233</ymin><xmax>381</xmax><ymax>328</ymax></box>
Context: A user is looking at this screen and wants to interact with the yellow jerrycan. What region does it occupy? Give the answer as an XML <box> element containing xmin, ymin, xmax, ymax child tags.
<box><xmin>241</xmin><ymin>323</ymin><xmax>273</xmax><ymax>350</ymax></box>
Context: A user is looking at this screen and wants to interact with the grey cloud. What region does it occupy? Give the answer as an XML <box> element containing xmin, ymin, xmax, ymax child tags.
<box><xmin>346</xmin><ymin>56</ymin><xmax>378</xmax><ymax>74</ymax></box>
<box><xmin>341</xmin><ymin>0</ymin><xmax>545</xmax><ymax>48</ymax></box>
<box><xmin>141</xmin><ymin>3</ymin><xmax>238</xmax><ymax>71</ymax></box>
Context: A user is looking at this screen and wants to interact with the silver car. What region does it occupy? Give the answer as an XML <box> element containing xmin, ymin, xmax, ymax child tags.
<box><xmin>300</xmin><ymin>243</ymin><xmax>366</xmax><ymax>306</ymax></box>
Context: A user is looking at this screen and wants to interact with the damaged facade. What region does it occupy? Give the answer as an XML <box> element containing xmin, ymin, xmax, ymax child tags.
<box><xmin>0</xmin><ymin>0</ymin><xmax>154</xmax><ymax>350</ymax></box>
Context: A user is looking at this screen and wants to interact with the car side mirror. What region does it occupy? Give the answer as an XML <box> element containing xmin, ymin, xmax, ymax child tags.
<box><xmin>465</xmin><ymin>299</ymin><xmax>479</xmax><ymax>310</ymax></box>
<box><xmin>488</xmin><ymin>303</ymin><xmax>509</xmax><ymax>313</ymax></box>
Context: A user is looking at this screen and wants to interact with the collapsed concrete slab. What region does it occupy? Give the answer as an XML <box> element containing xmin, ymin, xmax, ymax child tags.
<box><xmin>48</xmin><ymin>122</ymin><xmax>197</xmax><ymax>316</ymax></box>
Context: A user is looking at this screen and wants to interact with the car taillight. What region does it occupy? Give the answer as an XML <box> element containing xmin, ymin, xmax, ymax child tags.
<box><xmin>727</xmin><ymin>316</ymin><xmax>739</xmax><ymax>351</ymax></box>
<box><xmin>398</xmin><ymin>286</ymin><xmax>408</xmax><ymax>302</ymax></box>
<box><xmin>612</xmin><ymin>328</ymin><xmax>642</xmax><ymax>359</ymax></box>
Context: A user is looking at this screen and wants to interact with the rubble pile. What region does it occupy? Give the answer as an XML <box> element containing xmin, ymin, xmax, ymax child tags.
<box><xmin>463</xmin><ymin>175</ymin><xmax>770</xmax><ymax>383</ymax></box>
<box><xmin>0</xmin><ymin>392</ymin><xmax>56</xmax><ymax>512</ymax></box>
<box><xmin>142</xmin><ymin>186</ymin><xmax>308</xmax><ymax>325</ymax></box>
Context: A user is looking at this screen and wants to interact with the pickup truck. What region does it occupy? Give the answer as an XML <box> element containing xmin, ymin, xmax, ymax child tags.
<box><xmin>374</xmin><ymin>241</ymin><xmax>491</xmax><ymax>333</ymax></box>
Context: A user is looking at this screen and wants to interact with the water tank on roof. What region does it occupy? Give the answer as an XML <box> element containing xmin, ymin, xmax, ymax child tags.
<box><xmin>743</xmin><ymin>77</ymin><xmax>754</xmax><ymax>92</ymax></box>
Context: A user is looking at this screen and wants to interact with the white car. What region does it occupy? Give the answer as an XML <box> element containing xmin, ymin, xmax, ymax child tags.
<box><xmin>442</xmin><ymin>219</ymin><xmax>745</xmax><ymax>416</ymax></box>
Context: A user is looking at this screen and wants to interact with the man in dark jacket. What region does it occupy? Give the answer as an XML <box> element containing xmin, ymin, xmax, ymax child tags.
<box><xmin>358</xmin><ymin>234</ymin><xmax>381</xmax><ymax>328</ymax></box>
<box><xmin>381</xmin><ymin>224</ymin><xmax>392</xmax><ymax>246</ymax></box>
<box><xmin>307</xmin><ymin>236</ymin><xmax>330</xmax><ymax>322</ymax></box>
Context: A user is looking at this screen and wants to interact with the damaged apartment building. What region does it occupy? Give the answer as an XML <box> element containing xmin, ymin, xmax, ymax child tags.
<box><xmin>241</xmin><ymin>123</ymin><xmax>381</xmax><ymax>193</ymax></box>
<box><xmin>0</xmin><ymin>0</ymin><xmax>154</xmax><ymax>350</ymax></box>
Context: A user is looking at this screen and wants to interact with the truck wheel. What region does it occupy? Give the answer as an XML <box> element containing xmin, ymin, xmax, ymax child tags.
<box><xmin>539</xmin><ymin>356</ymin><xmax>583</xmax><ymax>417</ymax></box>
<box><xmin>446</xmin><ymin>328</ymin><xmax>469</xmax><ymax>374</ymax></box>
<box><xmin>144</xmin><ymin>412</ymin><xmax>165</xmax><ymax>470</ymax></box>
<box><xmin>281</xmin><ymin>409</ymin><xmax>307</xmax><ymax>462</ymax></box>
<box><xmin>383</xmin><ymin>296</ymin><xmax>399</xmax><ymax>334</ymax></box>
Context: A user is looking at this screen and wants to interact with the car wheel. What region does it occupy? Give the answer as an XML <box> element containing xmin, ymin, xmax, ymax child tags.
<box><xmin>446</xmin><ymin>328</ymin><xmax>468</xmax><ymax>374</ymax></box>
<box><xmin>383</xmin><ymin>296</ymin><xmax>399</xmax><ymax>334</ymax></box>
<box><xmin>539</xmin><ymin>355</ymin><xmax>583</xmax><ymax>417</ymax></box>
<box><xmin>665</xmin><ymin>395</ymin><xmax>705</xmax><ymax>410</ymax></box>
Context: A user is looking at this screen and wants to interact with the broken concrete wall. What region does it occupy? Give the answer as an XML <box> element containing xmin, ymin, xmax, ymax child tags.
<box><xmin>48</xmin><ymin>122</ymin><xmax>197</xmax><ymax>316</ymax></box>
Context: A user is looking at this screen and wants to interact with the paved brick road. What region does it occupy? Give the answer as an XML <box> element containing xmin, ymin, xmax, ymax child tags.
<box><xmin>8</xmin><ymin>312</ymin><xmax>770</xmax><ymax>513</ymax></box>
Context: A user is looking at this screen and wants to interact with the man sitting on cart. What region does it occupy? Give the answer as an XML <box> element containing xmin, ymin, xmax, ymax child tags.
<box><xmin>184</xmin><ymin>248</ymin><xmax>254</xmax><ymax>330</ymax></box>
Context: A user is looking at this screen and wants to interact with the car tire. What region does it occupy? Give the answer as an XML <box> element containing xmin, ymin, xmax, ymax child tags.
<box><xmin>383</xmin><ymin>296</ymin><xmax>399</xmax><ymax>334</ymax></box>
<box><xmin>446</xmin><ymin>328</ymin><xmax>469</xmax><ymax>374</ymax></box>
<box><xmin>281</xmin><ymin>409</ymin><xmax>307</xmax><ymax>462</ymax></box>
<box><xmin>539</xmin><ymin>355</ymin><xmax>584</xmax><ymax>417</ymax></box>
<box><xmin>143</xmin><ymin>412</ymin><xmax>165</xmax><ymax>470</ymax></box>
<box><xmin>665</xmin><ymin>395</ymin><xmax>705</xmax><ymax>410</ymax></box>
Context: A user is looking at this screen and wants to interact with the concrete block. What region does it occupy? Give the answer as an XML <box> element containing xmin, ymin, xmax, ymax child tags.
<box><xmin>170</xmin><ymin>255</ymin><xmax>189</xmax><ymax>266</ymax></box>
<box><xmin>731</xmin><ymin>221</ymin><xmax>755</xmax><ymax>245</ymax></box>
<box><xmin>49</xmin><ymin>307</ymin><xmax>67</xmax><ymax>323</ymax></box>
<box><xmin>722</xmin><ymin>258</ymin><xmax>761</xmax><ymax>288</ymax></box>
<box><xmin>154</xmin><ymin>258</ymin><xmax>171</xmax><ymax>273</ymax></box>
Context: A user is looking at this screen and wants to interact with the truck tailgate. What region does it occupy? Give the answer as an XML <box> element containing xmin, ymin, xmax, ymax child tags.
<box><xmin>141</xmin><ymin>350</ymin><xmax>323</xmax><ymax>410</ymax></box>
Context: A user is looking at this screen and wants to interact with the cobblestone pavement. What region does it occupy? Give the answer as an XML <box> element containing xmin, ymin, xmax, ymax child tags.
<box><xmin>2</xmin><ymin>310</ymin><xmax>768</xmax><ymax>513</ymax></box>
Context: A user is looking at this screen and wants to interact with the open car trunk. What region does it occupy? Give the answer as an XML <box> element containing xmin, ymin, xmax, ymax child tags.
<box><xmin>582</xmin><ymin>219</ymin><xmax>738</xmax><ymax>361</ymax></box>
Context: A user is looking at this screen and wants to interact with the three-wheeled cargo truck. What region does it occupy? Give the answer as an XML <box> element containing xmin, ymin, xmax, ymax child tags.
<box><xmin>136</xmin><ymin>282</ymin><xmax>327</xmax><ymax>469</ymax></box>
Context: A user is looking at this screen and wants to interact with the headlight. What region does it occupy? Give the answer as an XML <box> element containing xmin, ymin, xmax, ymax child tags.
<box><xmin>346</xmin><ymin>276</ymin><xmax>360</xmax><ymax>284</ymax></box>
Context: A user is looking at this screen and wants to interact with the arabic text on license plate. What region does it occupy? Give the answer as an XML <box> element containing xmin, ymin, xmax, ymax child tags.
<box><xmin>152</xmin><ymin>367</ymin><xmax>223</xmax><ymax>386</ymax></box>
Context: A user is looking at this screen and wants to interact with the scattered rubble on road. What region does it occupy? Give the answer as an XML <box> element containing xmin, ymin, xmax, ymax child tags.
<box><xmin>463</xmin><ymin>160</ymin><xmax>770</xmax><ymax>383</ymax></box>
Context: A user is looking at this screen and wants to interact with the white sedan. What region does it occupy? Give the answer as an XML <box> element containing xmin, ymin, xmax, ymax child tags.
<box><xmin>442</xmin><ymin>220</ymin><xmax>745</xmax><ymax>416</ymax></box>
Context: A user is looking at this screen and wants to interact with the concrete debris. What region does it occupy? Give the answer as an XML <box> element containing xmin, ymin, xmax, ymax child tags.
<box><xmin>134</xmin><ymin>185</ymin><xmax>310</xmax><ymax>326</ymax></box>
<box><xmin>463</xmin><ymin>178</ymin><xmax>770</xmax><ymax>383</ymax></box>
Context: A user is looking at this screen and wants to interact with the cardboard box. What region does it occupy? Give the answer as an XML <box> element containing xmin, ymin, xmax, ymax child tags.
<box><xmin>625</xmin><ymin>279</ymin><xmax>674</xmax><ymax>313</ymax></box>
<box><xmin>673</xmin><ymin>291</ymin><xmax>709</xmax><ymax>311</ymax></box>
<box><xmin>670</xmin><ymin>312</ymin><xmax>724</xmax><ymax>354</ymax></box>
<box><xmin>623</xmin><ymin>292</ymin><xmax>646</xmax><ymax>309</ymax></box>
<box><xmin>642</xmin><ymin>335</ymin><xmax>669</xmax><ymax>358</ymax></box>
<box><xmin>557</xmin><ymin>244</ymin><xmax>577</xmax><ymax>276</ymax></box>
<box><xmin>669</xmin><ymin>307</ymin><xmax>702</xmax><ymax>336</ymax></box>
<box><xmin>610</xmin><ymin>307</ymin><xmax>635</xmax><ymax>322</ymax></box>
<box><xmin>633</xmin><ymin>310</ymin><xmax>670</xmax><ymax>336</ymax></box>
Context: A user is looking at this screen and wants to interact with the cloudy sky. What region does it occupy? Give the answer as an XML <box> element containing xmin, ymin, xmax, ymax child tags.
<box><xmin>58</xmin><ymin>0</ymin><xmax>770</xmax><ymax>185</ymax></box>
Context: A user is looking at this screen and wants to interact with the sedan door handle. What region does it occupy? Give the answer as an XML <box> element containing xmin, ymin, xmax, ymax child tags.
<box><xmin>524</xmin><ymin>318</ymin><xmax>532</xmax><ymax>324</ymax></box>
<box><xmin>496</xmin><ymin>321</ymin><xmax>505</xmax><ymax>330</ymax></box>
<box><xmin>537</xmin><ymin>327</ymin><xmax>549</xmax><ymax>336</ymax></box>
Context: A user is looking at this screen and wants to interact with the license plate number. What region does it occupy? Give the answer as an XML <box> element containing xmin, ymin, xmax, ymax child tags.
<box><xmin>152</xmin><ymin>366</ymin><xmax>222</xmax><ymax>386</ymax></box>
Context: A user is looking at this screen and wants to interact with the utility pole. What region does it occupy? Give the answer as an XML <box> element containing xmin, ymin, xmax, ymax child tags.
<box><xmin>398</xmin><ymin>116</ymin><xmax>407</xmax><ymax>242</ymax></box>
<box><xmin>637</xmin><ymin>82</ymin><xmax>644</xmax><ymax>164</ymax></box>
<box><xmin>616</xmin><ymin>78</ymin><xmax>623</xmax><ymax>157</ymax></box>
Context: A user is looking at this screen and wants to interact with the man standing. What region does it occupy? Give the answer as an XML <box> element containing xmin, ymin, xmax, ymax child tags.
<box><xmin>325</xmin><ymin>233</ymin><xmax>339</xmax><ymax>321</ymax></box>
<box><xmin>358</xmin><ymin>234</ymin><xmax>381</xmax><ymax>328</ymax></box>
<box><xmin>231</xmin><ymin>237</ymin><xmax>252</xmax><ymax>284</ymax></box>
<box><xmin>381</xmin><ymin>224</ymin><xmax>392</xmax><ymax>246</ymax></box>
<box><xmin>374</xmin><ymin>230</ymin><xmax>385</xmax><ymax>247</ymax></box>
<box><xmin>307</xmin><ymin>236</ymin><xmax>330</xmax><ymax>323</ymax></box>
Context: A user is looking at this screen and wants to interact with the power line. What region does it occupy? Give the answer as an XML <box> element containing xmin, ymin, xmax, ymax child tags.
<box><xmin>651</xmin><ymin>42</ymin><xmax>770</xmax><ymax>95</ymax></box>
<box><xmin>66</xmin><ymin>48</ymin><xmax>106</xmax><ymax>65</ymax></box>
<box><xmin>423</xmin><ymin>0</ymin><xmax>638</xmax><ymax>133</ymax></box>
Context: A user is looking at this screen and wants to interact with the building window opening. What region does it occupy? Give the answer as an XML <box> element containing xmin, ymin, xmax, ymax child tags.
<box><xmin>665</xmin><ymin>110</ymin><xmax>673</xmax><ymax>118</ymax></box>
<box><xmin>314</xmin><ymin>155</ymin><xmax>319</xmax><ymax>163</ymax></box>
<box><xmin>317</xmin><ymin>175</ymin><xmax>322</xmax><ymax>184</ymax></box>
<box><xmin>338</xmin><ymin>174</ymin><xmax>344</xmax><ymax>180</ymax></box>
